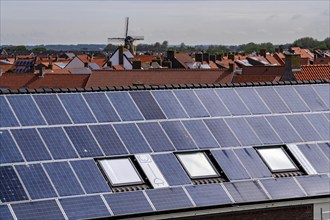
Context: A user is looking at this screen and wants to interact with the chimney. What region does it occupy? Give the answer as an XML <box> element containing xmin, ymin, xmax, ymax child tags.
<box><xmin>210</xmin><ymin>54</ymin><xmax>216</xmax><ymax>63</ymax></box>
<box><xmin>152</xmin><ymin>58</ymin><xmax>162</xmax><ymax>66</ymax></box>
<box><xmin>132</xmin><ymin>60</ymin><xmax>142</xmax><ymax>69</ymax></box>
<box><xmin>107</xmin><ymin>60</ymin><xmax>112</xmax><ymax>68</ymax></box>
<box><xmin>38</xmin><ymin>67</ymin><xmax>45</xmax><ymax>78</ymax></box>
<box><xmin>119</xmin><ymin>46</ymin><xmax>124</xmax><ymax>65</ymax></box>
<box><xmin>216</xmin><ymin>53</ymin><xmax>223</xmax><ymax>61</ymax></box>
<box><xmin>167</xmin><ymin>50</ymin><xmax>175</xmax><ymax>60</ymax></box>
<box><xmin>282</xmin><ymin>53</ymin><xmax>300</xmax><ymax>81</ymax></box>
<box><xmin>229</xmin><ymin>63</ymin><xmax>235</xmax><ymax>72</ymax></box>
<box><xmin>228</xmin><ymin>54</ymin><xmax>235</xmax><ymax>61</ymax></box>
<box><xmin>195</xmin><ymin>53</ymin><xmax>203</xmax><ymax>62</ymax></box>
<box><xmin>260</xmin><ymin>49</ymin><xmax>266</xmax><ymax>58</ymax></box>
<box><xmin>84</xmin><ymin>62</ymin><xmax>89</xmax><ymax>68</ymax></box>
<box><xmin>203</xmin><ymin>53</ymin><xmax>210</xmax><ymax>63</ymax></box>
<box><xmin>162</xmin><ymin>60</ymin><xmax>172</xmax><ymax>68</ymax></box>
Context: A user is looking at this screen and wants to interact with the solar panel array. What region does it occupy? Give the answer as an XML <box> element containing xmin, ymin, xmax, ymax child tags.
<box><xmin>0</xmin><ymin>84</ymin><xmax>329</xmax><ymax>219</ymax></box>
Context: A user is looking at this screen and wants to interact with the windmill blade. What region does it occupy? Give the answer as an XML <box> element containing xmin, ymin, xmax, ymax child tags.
<box><xmin>108</xmin><ymin>37</ymin><xmax>125</xmax><ymax>42</ymax></box>
<box><xmin>125</xmin><ymin>17</ymin><xmax>129</xmax><ymax>37</ymax></box>
<box><xmin>131</xmin><ymin>36</ymin><xmax>144</xmax><ymax>40</ymax></box>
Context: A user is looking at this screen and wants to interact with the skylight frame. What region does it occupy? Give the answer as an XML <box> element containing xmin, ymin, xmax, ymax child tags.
<box><xmin>256</xmin><ymin>146</ymin><xmax>299</xmax><ymax>173</ymax></box>
<box><xmin>176</xmin><ymin>152</ymin><xmax>220</xmax><ymax>179</ymax></box>
<box><xmin>99</xmin><ymin>158</ymin><xmax>144</xmax><ymax>187</ymax></box>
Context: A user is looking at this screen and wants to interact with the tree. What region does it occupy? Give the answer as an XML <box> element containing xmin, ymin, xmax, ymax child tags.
<box><xmin>32</xmin><ymin>47</ymin><xmax>47</xmax><ymax>53</ymax></box>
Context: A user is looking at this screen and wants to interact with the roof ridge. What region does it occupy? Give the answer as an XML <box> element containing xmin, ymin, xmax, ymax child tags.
<box><xmin>0</xmin><ymin>80</ymin><xmax>328</xmax><ymax>95</ymax></box>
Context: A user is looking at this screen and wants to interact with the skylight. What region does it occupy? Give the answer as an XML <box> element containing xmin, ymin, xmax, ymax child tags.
<box><xmin>99</xmin><ymin>158</ymin><xmax>143</xmax><ymax>186</ymax></box>
<box><xmin>177</xmin><ymin>152</ymin><xmax>218</xmax><ymax>179</ymax></box>
<box><xmin>257</xmin><ymin>147</ymin><xmax>298</xmax><ymax>172</ymax></box>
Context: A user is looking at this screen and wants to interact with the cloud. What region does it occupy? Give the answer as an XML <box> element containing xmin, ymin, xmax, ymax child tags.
<box><xmin>291</xmin><ymin>14</ymin><xmax>302</xmax><ymax>20</ymax></box>
<box><xmin>267</xmin><ymin>14</ymin><xmax>279</xmax><ymax>21</ymax></box>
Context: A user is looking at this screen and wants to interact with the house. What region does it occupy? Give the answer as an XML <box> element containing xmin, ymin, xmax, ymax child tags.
<box><xmin>0</xmin><ymin>80</ymin><xmax>329</xmax><ymax>220</ymax></box>
<box><xmin>107</xmin><ymin>46</ymin><xmax>134</xmax><ymax>70</ymax></box>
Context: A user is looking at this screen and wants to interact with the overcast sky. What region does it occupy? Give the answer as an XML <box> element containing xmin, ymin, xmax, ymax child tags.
<box><xmin>0</xmin><ymin>0</ymin><xmax>329</xmax><ymax>45</ymax></box>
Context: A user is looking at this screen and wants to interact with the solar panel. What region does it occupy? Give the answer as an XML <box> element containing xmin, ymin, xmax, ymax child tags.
<box><xmin>11</xmin><ymin>128</ymin><xmax>51</xmax><ymax>161</ymax></box>
<box><xmin>89</xmin><ymin>124</ymin><xmax>128</xmax><ymax>155</ymax></box>
<box><xmin>160</xmin><ymin>121</ymin><xmax>198</xmax><ymax>150</ymax></box>
<box><xmin>245</xmin><ymin>116</ymin><xmax>283</xmax><ymax>145</ymax></box>
<box><xmin>6</xmin><ymin>95</ymin><xmax>46</xmax><ymax>126</ymax></box>
<box><xmin>317</xmin><ymin>143</ymin><xmax>330</xmax><ymax>160</ymax></box>
<box><xmin>146</xmin><ymin>187</ymin><xmax>194</xmax><ymax>211</ymax></box>
<box><xmin>33</xmin><ymin>94</ymin><xmax>72</xmax><ymax>125</ymax></box>
<box><xmin>70</xmin><ymin>160</ymin><xmax>111</xmax><ymax>193</ymax></box>
<box><xmin>58</xmin><ymin>94</ymin><xmax>96</xmax><ymax>124</ymax></box>
<box><xmin>15</xmin><ymin>164</ymin><xmax>57</xmax><ymax>199</ymax></box>
<box><xmin>265</xmin><ymin>115</ymin><xmax>303</xmax><ymax>143</ymax></box>
<box><xmin>194</xmin><ymin>89</ymin><xmax>231</xmax><ymax>116</ymax></box>
<box><xmin>114</xmin><ymin>123</ymin><xmax>152</xmax><ymax>154</ymax></box>
<box><xmin>223</xmin><ymin>181</ymin><xmax>269</xmax><ymax>203</ymax></box>
<box><xmin>0</xmin><ymin>96</ymin><xmax>19</xmax><ymax>127</ymax></box>
<box><xmin>0</xmin><ymin>205</ymin><xmax>14</xmax><ymax>220</ymax></box>
<box><xmin>225</xmin><ymin>118</ymin><xmax>262</xmax><ymax>146</ymax></box>
<box><xmin>83</xmin><ymin>93</ymin><xmax>121</xmax><ymax>122</ymax></box>
<box><xmin>104</xmin><ymin>191</ymin><xmax>153</xmax><ymax>215</ymax></box>
<box><xmin>152</xmin><ymin>153</ymin><xmax>191</xmax><ymax>186</ymax></box>
<box><xmin>215</xmin><ymin>89</ymin><xmax>251</xmax><ymax>115</ymax></box>
<box><xmin>137</xmin><ymin>122</ymin><xmax>175</xmax><ymax>152</ymax></box>
<box><xmin>260</xmin><ymin>178</ymin><xmax>305</xmax><ymax>200</ymax></box>
<box><xmin>182</xmin><ymin>120</ymin><xmax>220</xmax><ymax>149</ymax></box>
<box><xmin>12</xmin><ymin>200</ymin><xmax>64</xmax><ymax>220</ymax></box>
<box><xmin>234</xmin><ymin>148</ymin><xmax>272</xmax><ymax>178</ymax></box>
<box><xmin>64</xmin><ymin>126</ymin><xmax>104</xmax><ymax>157</ymax></box>
<box><xmin>211</xmin><ymin>149</ymin><xmax>250</xmax><ymax>180</ymax></box>
<box><xmin>312</xmin><ymin>84</ymin><xmax>330</xmax><ymax>107</ymax></box>
<box><xmin>295</xmin><ymin>175</ymin><xmax>330</xmax><ymax>196</ymax></box>
<box><xmin>185</xmin><ymin>184</ymin><xmax>232</xmax><ymax>207</ymax></box>
<box><xmin>235</xmin><ymin>88</ymin><xmax>271</xmax><ymax>114</ymax></box>
<box><xmin>274</xmin><ymin>86</ymin><xmax>310</xmax><ymax>112</ymax></box>
<box><xmin>294</xmin><ymin>85</ymin><xmax>328</xmax><ymax>111</ymax></box>
<box><xmin>130</xmin><ymin>91</ymin><xmax>166</xmax><ymax>120</ymax></box>
<box><xmin>297</xmin><ymin>144</ymin><xmax>330</xmax><ymax>173</ymax></box>
<box><xmin>43</xmin><ymin>162</ymin><xmax>85</xmax><ymax>196</ymax></box>
<box><xmin>152</xmin><ymin>91</ymin><xmax>189</xmax><ymax>119</ymax></box>
<box><xmin>255</xmin><ymin>87</ymin><xmax>290</xmax><ymax>113</ymax></box>
<box><xmin>0</xmin><ymin>166</ymin><xmax>28</xmax><ymax>202</ymax></box>
<box><xmin>285</xmin><ymin>115</ymin><xmax>322</xmax><ymax>142</ymax></box>
<box><xmin>174</xmin><ymin>90</ymin><xmax>209</xmax><ymax>117</ymax></box>
<box><xmin>106</xmin><ymin>92</ymin><xmax>144</xmax><ymax>121</ymax></box>
<box><xmin>0</xmin><ymin>130</ymin><xmax>24</xmax><ymax>164</ymax></box>
<box><xmin>204</xmin><ymin>119</ymin><xmax>241</xmax><ymax>148</ymax></box>
<box><xmin>60</xmin><ymin>195</ymin><xmax>110</xmax><ymax>220</ymax></box>
<box><xmin>304</xmin><ymin>114</ymin><xmax>330</xmax><ymax>141</ymax></box>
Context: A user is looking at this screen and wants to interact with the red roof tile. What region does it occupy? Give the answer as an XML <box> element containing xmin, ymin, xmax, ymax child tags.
<box><xmin>294</xmin><ymin>64</ymin><xmax>330</xmax><ymax>80</ymax></box>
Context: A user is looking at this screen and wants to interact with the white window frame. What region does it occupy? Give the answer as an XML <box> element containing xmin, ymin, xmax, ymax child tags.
<box><xmin>99</xmin><ymin>158</ymin><xmax>144</xmax><ymax>186</ymax></box>
<box><xmin>256</xmin><ymin>146</ymin><xmax>299</xmax><ymax>173</ymax></box>
<box><xmin>176</xmin><ymin>152</ymin><xmax>219</xmax><ymax>179</ymax></box>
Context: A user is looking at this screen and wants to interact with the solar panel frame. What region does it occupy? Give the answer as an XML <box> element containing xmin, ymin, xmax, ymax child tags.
<box><xmin>70</xmin><ymin>160</ymin><xmax>111</xmax><ymax>194</ymax></box>
<box><xmin>297</xmin><ymin>144</ymin><xmax>330</xmax><ymax>173</ymax></box>
<box><xmin>58</xmin><ymin>93</ymin><xmax>97</xmax><ymax>124</ymax></box>
<box><xmin>295</xmin><ymin>175</ymin><xmax>330</xmax><ymax>196</ymax></box>
<box><xmin>182</xmin><ymin>120</ymin><xmax>220</xmax><ymax>149</ymax></box>
<box><xmin>146</xmin><ymin>187</ymin><xmax>194</xmax><ymax>211</ymax></box>
<box><xmin>12</xmin><ymin>200</ymin><xmax>65</xmax><ymax>220</ymax></box>
<box><xmin>204</xmin><ymin>118</ymin><xmax>241</xmax><ymax>148</ymax></box>
<box><xmin>160</xmin><ymin>121</ymin><xmax>198</xmax><ymax>150</ymax></box>
<box><xmin>0</xmin><ymin>96</ymin><xmax>20</xmax><ymax>127</ymax></box>
<box><xmin>274</xmin><ymin>86</ymin><xmax>310</xmax><ymax>112</ymax></box>
<box><xmin>15</xmin><ymin>164</ymin><xmax>57</xmax><ymax>200</ymax></box>
<box><xmin>43</xmin><ymin>162</ymin><xmax>85</xmax><ymax>196</ymax></box>
<box><xmin>152</xmin><ymin>90</ymin><xmax>189</xmax><ymax>119</ymax></box>
<box><xmin>60</xmin><ymin>195</ymin><xmax>111</xmax><ymax>220</ymax></box>
<box><xmin>6</xmin><ymin>95</ymin><xmax>47</xmax><ymax>126</ymax></box>
<box><xmin>104</xmin><ymin>191</ymin><xmax>153</xmax><ymax>215</ymax></box>
<box><xmin>255</xmin><ymin>87</ymin><xmax>291</xmax><ymax>113</ymax></box>
<box><xmin>38</xmin><ymin>127</ymin><xmax>78</xmax><ymax>160</ymax></box>
<box><xmin>114</xmin><ymin>123</ymin><xmax>152</xmax><ymax>154</ymax></box>
<box><xmin>83</xmin><ymin>93</ymin><xmax>121</xmax><ymax>123</ymax></box>
<box><xmin>0</xmin><ymin>130</ymin><xmax>24</xmax><ymax>164</ymax></box>
<box><xmin>0</xmin><ymin>166</ymin><xmax>28</xmax><ymax>202</ymax></box>
<box><xmin>130</xmin><ymin>91</ymin><xmax>166</xmax><ymax>120</ymax></box>
<box><xmin>11</xmin><ymin>128</ymin><xmax>52</xmax><ymax>162</ymax></box>
<box><xmin>137</xmin><ymin>122</ymin><xmax>176</xmax><ymax>152</ymax></box>
<box><xmin>64</xmin><ymin>126</ymin><xmax>104</xmax><ymax>158</ymax></box>
<box><xmin>294</xmin><ymin>85</ymin><xmax>328</xmax><ymax>111</ymax></box>
<box><xmin>0</xmin><ymin>205</ymin><xmax>14</xmax><ymax>220</ymax></box>
<box><xmin>185</xmin><ymin>184</ymin><xmax>232</xmax><ymax>207</ymax></box>
<box><xmin>173</xmin><ymin>90</ymin><xmax>210</xmax><ymax>118</ymax></box>
<box><xmin>33</xmin><ymin>94</ymin><xmax>72</xmax><ymax>125</ymax></box>
<box><xmin>106</xmin><ymin>92</ymin><xmax>144</xmax><ymax>121</ymax></box>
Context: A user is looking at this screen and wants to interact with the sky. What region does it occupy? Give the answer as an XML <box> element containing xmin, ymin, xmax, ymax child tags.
<box><xmin>0</xmin><ymin>0</ymin><xmax>329</xmax><ymax>45</ymax></box>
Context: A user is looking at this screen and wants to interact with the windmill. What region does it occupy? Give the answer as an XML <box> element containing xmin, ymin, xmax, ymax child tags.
<box><xmin>108</xmin><ymin>17</ymin><xmax>144</xmax><ymax>55</ymax></box>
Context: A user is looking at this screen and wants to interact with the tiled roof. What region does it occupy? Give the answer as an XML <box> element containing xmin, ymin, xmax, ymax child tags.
<box><xmin>134</xmin><ymin>55</ymin><xmax>160</xmax><ymax>63</ymax></box>
<box><xmin>112</xmin><ymin>65</ymin><xmax>125</xmax><ymax>70</ymax></box>
<box><xmin>266</xmin><ymin>54</ymin><xmax>282</xmax><ymax>65</ymax></box>
<box><xmin>232</xmin><ymin>66</ymin><xmax>285</xmax><ymax>83</ymax></box>
<box><xmin>294</xmin><ymin>64</ymin><xmax>330</xmax><ymax>80</ymax></box>
<box><xmin>291</xmin><ymin>47</ymin><xmax>314</xmax><ymax>61</ymax></box>
<box><xmin>76</xmin><ymin>55</ymin><xmax>90</xmax><ymax>63</ymax></box>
